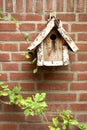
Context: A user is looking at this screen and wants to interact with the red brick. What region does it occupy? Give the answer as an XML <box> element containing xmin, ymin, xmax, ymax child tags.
<box><xmin>70</xmin><ymin>83</ymin><xmax>87</xmax><ymax>90</ymax></box>
<box><xmin>63</xmin><ymin>24</ymin><xmax>69</xmax><ymax>31</ymax></box>
<box><xmin>70</xmin><ymin>34</ymin><xmax>75</xmax><ymax>40</ymax></box>
<box><xmin>11</xmin><ymin>13</ymin><xmax>24</xmax><ymax>21</ymax></box>
<box><xmin>67</xmin><ymin>0</ymin><xmax>74</xmax><ymax>12</ymax></box>
<box><xmin>50</xmin><ymin>14</ymin><xmax>75</xmax><ymax>21</ymax></box>
<box><xmin>29</xmin><ymin>33</ymin><xmax>38</xmax><ymax>41</ymax></box>
<box><xmin>45</xmin><ymin>14</ymin><xmax>75</xmax><ymax>22</ymax></box>
<box><xmin>77</xmin><ymin>73</ymin><xmax>87</xmax><ymax>80</ymax></box>
<box><xmin>0</xmin><ymin>124</ymin><xmax>17</xmax><ymax>130</ymax></box>
<box><xmin>16</xmin><ymin>0</ymin><xmax>23</xmax><ymax>12</ymax></box>
<box><xmin>78</xmin><ymin>54</ymin><xmax>87</xmax><ymax>61</ymax></box>
<box><xmin>2</xmin><ymin>63</ymin><xmax>18</xmax><ymax>71</ymax></box>
<box><xmin>25</xmin><ymin>115</ymin><xmax>42</xmax><ymax>122</ymax></box>
<box><xmin>0</xmin><ymin>33</ymin><xmax>25</xmax><ymax>41</ymax></box>
<box><xmin>0</xmin><ymin>104</ymin><xmax>2</xmax><ymax>111</ymax></box>
<box><xmin>0</xmin><ymin>23</ymin><xmax>16</xmax><ymax>31</ymax></box>
<box><xmin>20</xmin><ymin>124</ymin><xmax>48</xmax><ymax>130</ymax></box>
<box><xmin>36</xmin><ymin>0</ymin><xmax>43</xmax><ymax>13</ymax></box>
<box><xmin>78</xmin><ymin>114</ymin><xmax>87</xmax><ymax>122</ymax></box>
<box><xmin>37</xmin><ymin>23</ymin><xmax>46</xmax><ymax>31</ymax></box>
<box><xmin>0</xmin><ymin>44</ymin><xmax>18</xmax><ymax>51</ymax></box>
<box><xmin>69</xmin><ymin>53</ymin><xmax>76</xmax><ymax>61</ymax></box>
<box><xmin>26</xmin><ymin>0</ymin><xmax>33</xmax><ymax>12</ymax></box>
<box><xmin>80</xmin><ymin>93</ymin><xmax>87</xmax><ymax>101</ymax></box>
<box><xmin>0</xmin><ymin>73</ymin><xmax>8</xmax><ymax>81</ymax></box>
<box><xmin>20</xmin><ymin>83</ymin><xmax>35</xmax><ymax>91</ymax></box>
<box><xmin>19</xmin><ymin>23</ymin><xmax>35</xmax><ymax>31</ymax></box>
<box><xmin>4</xmin><ymin>104</ymin><xmax>21</xmax><ymax>112</ymax></box>
<box><xmin>77</xmin><ymin>0</ymin><xmax>84</xmax><ymax>12</ymax></box>
<box><xmin>77</xmin><ymin>43</ymin><xmax>87</xmax><ymax>51</ymax></box>
<box><xmin>0</xmin><ymin>53</ymin><xmax>10</xmax><ymax>61</ymax></box>
<box><xmin>78</xmin><ymin>34</ymin><xmax>87</xmax><ymax>41</ymax></box>
<box><xmin>71</xmin><ymin>24</ymin><xmax>87</xmax><ymax>32</ymax></box>
<box><xmin>71</xmin><ymin>63</ymin><xmax>87</xmax><ymax>71</ymax></box>
<box><xmin>22</xmin><ymin>63</ymin><xmax>35</xmax><ymax>71</ymax></box>
<box><xmin>0</xmin><ymin>114</ymin><xmax>25</xmax><ymax>122</ymax></box>
<box><xmin>26</xmin><ymin>14</ymin><xmax>42</xmax><ymax>21</ymax></box>
<box><xmin>37</xmin><ymin>83</ymin><xmax>68</xmax><ymax>91</ymax></box>
<box><xmin>0</xmin><ymin>0</ymin><xmax>3</xmax><ymax>9</ymax></box>
<box><xmin>71</xmin><ymin>104</ymin><xmax>87</xmax><ymax>111</ymax></box>
<box><xmin>10</xmin><ymin>73</ymin><xmax>41</xmax><ymax>80</ymax></box>
<box><xmin>46</xmin><ymin>93</ymin><xmax>76</xmax><ymax>101</ymax></box>
<box><xmin>56</xmin><ymin>0</ymin><xmax>63</xmax><ymax>12</ymax></box>
<box><xmin>20</xmin><ymin>43</ymin><xmax>29</xmax><ymax>51</ymax></box>
<box><xmin>44</xmin><ymin>73</ymin><xmax>73</xmax><ymax>81</ymax></box>
<box><xmin>12</xmin><ymin>14</ymin><xmax>42</xmax><ymax>21</ymax></box>
<box><xmin>52</xmin><ymin>66</ymin><xmax>68</xmax><ymax>71</ymax></box>
<box><xmin>12</xmin><ymin>53</ymin><xmax>27</xmax><ymax>61</ymax></box>
<box><xmin>79</xmin><ymin>14</ymin><xmax>87</xmax><ymax>22</ymax></box>
<box><xmin>48</xmin><ymin>104</ymin><xmax>68</xmax><ymax>112</ymax></box>
<box><xmin>5</xmin><ymin>82</ymin><xmax>19</xmax><ymax>89</ymax></box>
<box><xmin>6</xmin><ymin>0</ymin><xmax>13</xmax><ymax>12</ymax></box>
<box><xmin>46</xmin><ymin>0</ymin><xmax>53</xmax><ymax>12</ymax></box>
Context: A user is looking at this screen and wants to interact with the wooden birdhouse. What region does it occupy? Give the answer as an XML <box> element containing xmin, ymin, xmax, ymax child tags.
<box><xmin>27</xmin><ymin>16</ymin><xmax>78</xmax><ymax>66</ymax></box>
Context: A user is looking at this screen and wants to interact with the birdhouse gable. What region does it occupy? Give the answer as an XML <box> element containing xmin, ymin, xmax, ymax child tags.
<box><xmin>28</xmin><ymin>17</ymin><xmax>78</xmax><ymax>52</ymax></box>
<box><xmin>57</xmin><ymin>20</ymin><xmax>78</xmax><ymax>52</ymax></box>
<box><xmin>28</xmin><ymin>17</ymin><xmax>55</xmax><ymax>51</ymax></box>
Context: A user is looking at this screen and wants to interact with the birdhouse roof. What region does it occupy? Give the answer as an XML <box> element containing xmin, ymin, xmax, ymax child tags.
<box><xmin>27</xmin><ymin>17</ymin><xmax>78</xmax><ymax>52</ymax></box>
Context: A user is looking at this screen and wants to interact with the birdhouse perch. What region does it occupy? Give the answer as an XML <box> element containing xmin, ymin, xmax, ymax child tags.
<box><xmin>27</xmin><ymin>17</ymin><xmax>78</xmax><ymax>66</ymax></box>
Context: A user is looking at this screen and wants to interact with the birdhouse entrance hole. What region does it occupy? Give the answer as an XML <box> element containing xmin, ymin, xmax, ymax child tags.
<box><xmin>50</xmin><ymin>34</ymin><xmax>56</xmax><ymax>40</ymax></box>
<box><xmin>50</xmin><ymin>34</ymin><xmax>57</xmax><ymax>51</ymax></box>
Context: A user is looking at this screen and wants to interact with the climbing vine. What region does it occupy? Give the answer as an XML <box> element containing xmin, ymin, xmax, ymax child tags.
<box><xmin>0</xmin><ymin>81</ymin><xmax>47</xmax><ymax>116</ymax></box>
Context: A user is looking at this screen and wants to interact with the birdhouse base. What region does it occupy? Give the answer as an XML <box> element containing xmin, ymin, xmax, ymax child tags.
<box><xmin>37</xmin><ymin>61</ymin><xmax>66</xmax><ymax>66</ymax></box>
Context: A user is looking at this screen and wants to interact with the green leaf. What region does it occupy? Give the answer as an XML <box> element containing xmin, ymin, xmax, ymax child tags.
<box><xmin>63</xmin><ymin>110</ymin><xmax>71</xmax><ymax>116</ymax></box>
<box><xmin>63</xmin><ymin>120</ymin><xmax>68</xmax><ymax>124</ymax></box>
<box><xmin>24</xmin><ymin>34</ymin><xmax>29</xmax><ymax>41</ymax></box>
<box><xmin>2</xmin><ymin>92</ymin><xmax>8</xmax><ymax>96</ymax></box>
<box><xmin>1</xmin><ymin>85</ymin><xmax>8</xmax><ymax>89</ymax></box>
<box><xmin>0</xmin><ymin>81</ymin><xmax>4</xmax><ymax>85</ymax></box>
<box><xmin>33</xmin><ymin>67</ymin><xmax>38</xmax><ymax>74</ymax></box>
<box><xmin>32</xmin><ymin>58</ymin><xmax>37</xmax><ymax>64</ymax></box>
<box><xmin>12</xmin><ymin>86</ymin><xmax>21</xmax><ymax>93</ymax></box>
<box><xmin>52</xmin><ymin>117</ymin><xmax>59</xmax><ymax>127</ymax></box>
<box><xmin>62</xmin><ymin>125</ymin><xmax>66</xmax><ymax>130</ymax></box>
<box><xmin>34</xmin><ymin>93</ymin><xmax>46</xmax><ymax>102</ymax></box>
<box><xmin>25</xmin><ymin>54</ymin><xmax>30</xmax><ymax>59</ymax></box>
<box><xmin>21</xmin><ymin>51</ymin><xmax>30</xmax><ymax>59</ymax></box>
<box><xmin>24</xmin><ymin>109</ymin><xmax>34</xmax><ymax>116</ymax></box>
<box><xmin>56</xmin><ymin>128</ymin><xmax>60</xmax><ymax>130</ymax></box>
<box><xmin>4</xmin><ymin>16</ymin><xmax>9</xmax><ymax>20</ymax></box>
<box><xmin>48</xmin><ymin>126</ymin><xmax>56</xmax><ymax>130</ymax></box>
<box><xmin>0</xmin><ymin>8</ymin><xmax>3</xmax><ymax>13</ymax></box>
<box><xmin>21</xmin><ymin>51</ymin><xmax>26</xmax><ymax>56</ymax></box>
<box><xmin>11</xmin><ymin>16</ymin><xmax>19</xmax><ymax>27</ymax></box>
<box><xmin>70</xmin><ymin>119</ymin><xmax>78</xmax><ymax>125</ymax></box>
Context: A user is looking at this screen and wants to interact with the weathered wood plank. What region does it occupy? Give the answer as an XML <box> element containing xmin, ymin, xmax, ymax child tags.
<box><xmin>62</xmin><ymin>45</ymin><xmax>69</xmax><ymax>65</ymax></box>
<box><xmin>58</xmin><ymin>20</ymin><xmax>79</xmax><ymax>52</ymax></box>
<box><xmin>43</xmin><ymin>61</ymin><xmax>63</xmax><ymax>66</ymax></box>
<box><xmin>37</xmin><ymin>42</ymin><xmax>44</xmax><ymax>66</ymax></box>
<box><xmin>28</xmin><ymin>17</ymin><xmax>55</xmax><ymax>51</ymax></box>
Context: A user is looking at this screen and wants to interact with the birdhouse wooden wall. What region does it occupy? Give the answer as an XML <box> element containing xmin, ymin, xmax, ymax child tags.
<box><xmin>37</xmin><ymin>28</ymin><xmax>69</xmax><ymax>66</ymax></box>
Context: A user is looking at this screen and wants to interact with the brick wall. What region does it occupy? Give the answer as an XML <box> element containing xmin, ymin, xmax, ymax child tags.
<box><xmin>0</xmin><ymin>0</ymin><xmax>87</xmax><ymax>130</ymax></box>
